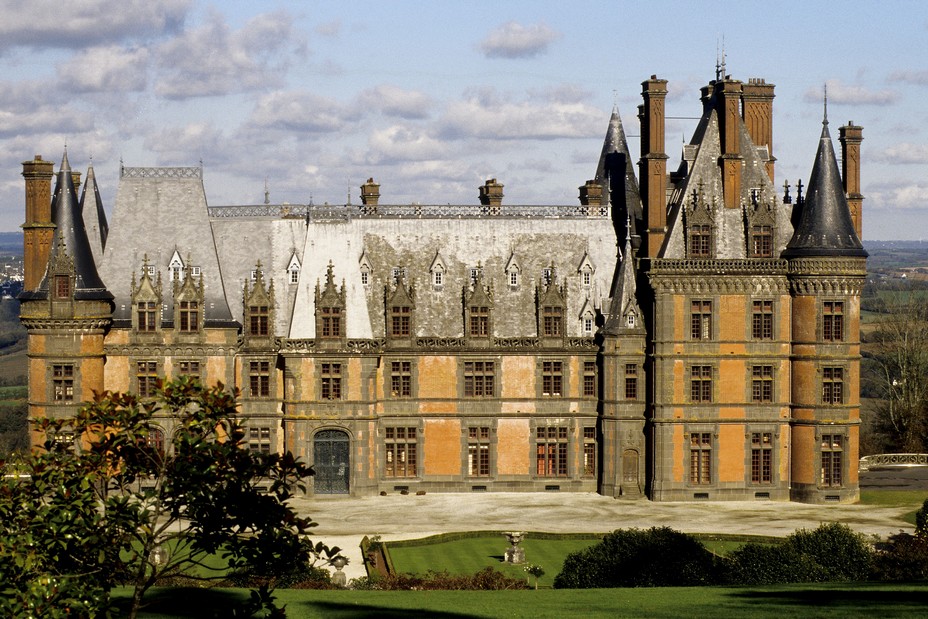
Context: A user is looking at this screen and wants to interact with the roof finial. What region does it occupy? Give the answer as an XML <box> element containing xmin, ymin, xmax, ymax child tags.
<box><xmin>823</xmin><ymin>83</ymin><xmax>829</xmax><ymax>126</ymax></box>
<box><xmin>264</xmin><ymin>177</ymin><xmax>270</xmax><ymax>205</ymax></box>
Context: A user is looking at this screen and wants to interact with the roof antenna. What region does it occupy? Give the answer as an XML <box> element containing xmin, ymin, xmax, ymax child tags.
<box><xmin>720</xmin><ymin>35</ymin><xmax>727</xmax><ymax>79</ymax></box>
<box><xmin>823</xmin><ymin>83</ymin><xmax>829</xmax><ymax>125</ymax></box>
<box><xmin>715</xmin><ymin>40</ymin><xmax>721</xmax><ymax>81</ymax></box>
<box><xmin>346</xmin><ymin>176</ymin><xmax>351</xmax><ymax>206</ymax></box>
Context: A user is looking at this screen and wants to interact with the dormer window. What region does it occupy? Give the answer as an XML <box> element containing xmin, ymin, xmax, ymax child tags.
<box><xmin>430</xmin><ymin>252</ymin><xmax>447</xmax><ymax>290</ymax></box>
<box><xmin>146</xmin><ymin>265</ymin><xmax>156</xmax><ymax>277</ymax></box>
<box><xmin>626</xmin><ymin>314</ymin><xmax>636</xmax><ymax>328</ymax></box>
<box><xmin>138</xmin><ymin>302</ymin><xmax>157</xmax><ymax>331</ymax></box>
<box><xmin>392</xmin><ymin>267</ymin><xmax>407</xmax><ymax>283</ymax></box>
<box><xmin>582</xmin><ymin>270</ymin><xmax>592</xmax><ymax>287</ymax></box>
<box><xmin>320</xmin><ymin>307</ymin><xmax>342</xmax><ymax>338</ymax></box>
<box><xmin>360</xmin><ymin>267</ymin><xmax>370</xmax><ymax>286</ymax></box>
<box><xmin>433</xmin><ymin>270</ymin><xmax>443</xmax><ymax>287</ymax></box>
<box><xmin>509</xmin><ymin>271</ymin><xmax>518</xmax><ymax>287</ymax></box>
<box><xmin>250</xmin><ymin>269</ymin><xmax>260</xmax><ymax>281</ymax></box>
<box><xmin>582</xmin><ymin>314</ymin><xmax>594</xmax><ymax>335</ymax></box>
<box><xmin>689</xmin><ymin>225</ymin><xmax>711</xmax><ymax>257</ymax></box>
<box><xmin>289</xmin><ymin>268</ymin><xmax>299</xmax><ymax>285</ymax></box>
<box><xmin>286</xmin><ymin>252</ymin><xmax>301</xmax><ymax>285</ymax></box>
<box><xmin>179</xmin><ymin>301</ymin><xmax>199</xmax><ymax>332</ymax></box>
<box><xmin>54</xmin><ymin>275</ymin><xmax>71</xmax><ymax>299</ymax></box>
<box><xmin>249</xmin><ymin>305</ymin><xmax>269</xmax><ymax>336</ymax></box>
<box><xmin>750</xmin><ymin>225</ymin><xmax>773</xmax><ymax>258</ymax></box>
<box><xmin>469</xmin><ymin>267</ymin><xmax>481</xmax><ymax>284</ymax></box>
<box><xmin>542</xmin><ymin>268</ymin><xmax>553</xmax><ymax>286</ymax></box>
<box><xmin>191</xmin><ymin>266</ymin><xmax>201</xmax><ymax>277</ymax></box>
<box><xmin>168</xmin><ymin>251</ymin><xmax>185</xmax><ymax>282</ymax></box>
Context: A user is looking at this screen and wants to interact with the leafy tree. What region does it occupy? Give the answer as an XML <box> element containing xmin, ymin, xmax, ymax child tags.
<box><xmin>0</xmin><ymin>378</ymin><xmax>336</xmax><ymax>618</ymax></box>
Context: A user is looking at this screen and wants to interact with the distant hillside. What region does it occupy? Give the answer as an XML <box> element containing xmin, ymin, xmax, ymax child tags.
<box><xmin>0</xmin><ymin>232</ymin><xmax>21</xmax><ymax>256</ymax></box>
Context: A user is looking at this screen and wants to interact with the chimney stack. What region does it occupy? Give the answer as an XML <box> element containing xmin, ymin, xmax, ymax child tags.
<box><xmin>479</xmin><ymin>178</ymin><xmax>504</xmax><ymax>213</ymax></box>
<box><xmin>839</xmin><ymin>122</ymin><xmax>864</xmax><ymax>239</ymax></box>
<box><xmin>717</xmin><ymin>78</ymin><xmax>743</xmax><ymax>209</ymax></box>
<box><xmin>578</xmin><ymin>180</ymin><xmax>603</xmax><ymax>209</ymax></box>
<box><xmin>360</xmin><ymin>177</ymin><xmax>380</xmax><ymax>211</ymax></box>
<box><xmin>22</xmin><ymin>155</ymin><xmax>55</xmax><ymax>291</ymax></box>
<box><xmin>741</xmin><ymin>78</ymin><xmax>776</xmax><ymax>182</ymax></box>
<box><xmin>639</xmin><ymin>76</ymin><xmax>668</xmax><ymax>257</ymax></box>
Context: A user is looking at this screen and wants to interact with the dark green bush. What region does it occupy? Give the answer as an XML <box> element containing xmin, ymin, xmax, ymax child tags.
<box><xmin>226</xmin><ymin>562</ymin><xmax>336</xmax><ymax>589</ymax></box>
<box><xmin>724</xmin><ymin>542</ymin><xmax>826</xmax><ymax>585</ymax></box>
<box><xmin>370</xmin><ymin>567</ymin><xmax>527</xmax><ymax>590</ymax></box>
<box><xmin>553</xmin><ymin>527</ymin><xmax>719</xmax><ymax>589</ymax></box>
<box><xmin>784</xmin><ymin>523</ymin><xmax>872</xmax><ymax>581</ymax></box>
<box><xmin>871</xmin><ymin>532</ymin><xmax>928</xmax><ymax>581</ymax></box>
<box><xmin>915</xmin><ymin>498</ymin><xmax>928</xmax><ymax>538</ymax></box>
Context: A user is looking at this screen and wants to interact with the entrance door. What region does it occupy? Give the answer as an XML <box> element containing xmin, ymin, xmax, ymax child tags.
<box><xmin>623</xmin><ymin>449</ymin><xmax>639</xmax><ymax>485</ymax></box>
<box><xmin>314</xmin><ymin>430</ymin><xmax>350</xmax><ymax>494</ymax></box>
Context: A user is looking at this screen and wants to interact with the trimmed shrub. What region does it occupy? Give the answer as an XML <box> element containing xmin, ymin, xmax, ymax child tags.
<box><xmin>553</xmin><ymin>527</ymin><xmax>719</xmax><ymax>589</ymax></box>
<box><xmin>724</xmin><ymin>542</ymin><xmax>826</xmax><ymax>585</ymax></box>
<box><xmin>368</xmin><ymin>567</ymin><xmax>527</xmax><ymax>590</ymax></box>
<box><xmin>871</xmin><ymin>532</ymin><xmax>928</xmax><ymax>581</ymax></box>
<box><xmin>784</xmin><ymin>523</ymin><xmax>872</xmax><ymax>582</ymax></box>
<box><xmin>915</xmin><ymin>498</ymin><xmax>928</xmax><ymax>538</ymax></box>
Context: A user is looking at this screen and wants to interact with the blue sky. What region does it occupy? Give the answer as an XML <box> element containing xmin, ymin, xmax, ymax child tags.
<box><xmin>1</xmin><ymin>0</ymin><xmax>926</xmax><ymax>239</ymax></box>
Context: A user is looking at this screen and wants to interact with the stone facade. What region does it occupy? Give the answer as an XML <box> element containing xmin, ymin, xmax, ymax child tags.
<box><xmin>20</xmin><ymin>72</ymin><xmax>866</xmax><ymax>503</ymax></box>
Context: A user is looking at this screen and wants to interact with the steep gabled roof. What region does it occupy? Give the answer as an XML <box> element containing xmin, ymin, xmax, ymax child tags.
<box><xmin>602</xmin><ymin>233</ymin><xmax>641</xmax><ymax>336</ymax></box>
<box><xmin>22</xmin><ymin>150</ymin><xmax>112</xmax><ymax>302</ymax></box>
<box><xmin>783</xmin><ymin>117</ymin><xmax>867</xmax><ymax>258</ymax></box>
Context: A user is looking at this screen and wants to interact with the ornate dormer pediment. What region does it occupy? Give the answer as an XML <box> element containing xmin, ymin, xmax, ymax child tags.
<box><xmin>464</xmin><ymin>267</ymin><xmax>493</xmax><ymax>345</ymax></box>
<box><xmin>174</xmin><ymin>254</ymin><xmax>204</xmax><ymax>336</ymax></box>
<box><xmin>684</xmin><ymin>184</ymin><xmax>714</xmax><ymax>258</ymax></box>
<box><xmin>131</xmin><ymin>255</ymin><xmax>163</xmax><ymax>335</ymax></box>
<box><xmin>745</xmin><ymin>191</ymin><xmax>778</xmax><ymax>258</ymax></box>
<box><xmin>385</xmin><ymin>271</ymin><xmax>415</xmax><ymax>344</ymax></box>
<box><xmin>315</xmin><ymin>261</ymin><xmax>346</xmax><ymax>345</ymax></box>
<box><xmin>244</xmin><ymin>260</ymin><xmax>275</xmax><ymax>346</ymax></box>
<box><xmin>316</xmin><ymin>261</ymin><xmax>346</xmax><ymax>307</ymax></box>
<box><xmin>536</xmin><ymin>271</ymin><xmax>567</xmax><ymax>343</ymax></box>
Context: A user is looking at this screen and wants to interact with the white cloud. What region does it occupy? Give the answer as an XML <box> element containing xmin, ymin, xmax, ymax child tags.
<box><xmin>873</xmin><ymin>143</ymin><xmax>928</xmax><ymax>165</ymax></box>
<box><xmin>479</xmin><ymin>21</ymin><xmax>560</xmax><ymax>59</ymax></box>
<box><xmin>888</xmin><ymin>70</ymin><xmax>928</xmax><ymax>86</ymax></box>
<box><xmin>358</xmin><ymin>85</ymin><xmax>432</xmax><ymax>119</ymax></box>
<box><xmin>154</xmin><ymin>10</ymin><xmax>299</xmax><ymax>99</ymax></box>
<box><xmin>868</xmin><ymin>181</ymin><xmax>928</xmax><ymax>210</ymax></box>
<box><xmin>248</xmin><ymin>91</ymin><xmax>361</xmax><ymax>133</ymax></box>
<box><xmin>142</xmin><ymin>123</ymin><xmax>226</xmax><ymax>162</ymax></box>
<box><xmin>367</xmin><ymin>125</ymin><xmax>446</xmax><ymax>163</ymax></box>
<box><xmin>57</xmin><ymin>46</ymin><xmax>149</xmax><ymax>93</ymax></box>
<box><xmin>315</xmin><ymin>20</ymin><xmax>341</xmax><ymax>37</ymax></box>
<box><xmin>438</xmin><ymin>89</ymin><xmax>601</xmax><ymax>140</ymax></box>
<box><xmin>0</xmin><ymin>0</ymin><xmax>190</xmax><ymax>51</ymax></box>
<box><xmin>803</xmin><ymin>79</ymin><xmax>898</xmax><ymax>106</ymax></box>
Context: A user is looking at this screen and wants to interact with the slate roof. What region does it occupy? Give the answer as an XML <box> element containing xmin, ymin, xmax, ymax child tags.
<box><xmin>79</xmin><ymin>164</ymin><xmax>108</xmax><ymax>267</ymax></box>
<box><xmin>783</xmin><ymin>117</ymin><xmax>867</xmax><ymax>258</ymax></box>
<box><xmin>595</xmin><ymin>105</ymin><xmax>643</xmax><ymax>227</ymax></box>
<box><xmin>21</xmin><ymin>150</ymin><xmax>112</xmax><ymax>302</ymax></box>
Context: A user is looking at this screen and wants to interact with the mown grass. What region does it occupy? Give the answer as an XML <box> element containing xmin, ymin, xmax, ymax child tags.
<box><xmin>116</xmin><ymin>583</ymin><xmax>928</xmax><ymax>618</ymax></box>
<box><xmin>860</xmin><ymin>488</ymin><xmax>927</xmax><ymax>526</ymax></box>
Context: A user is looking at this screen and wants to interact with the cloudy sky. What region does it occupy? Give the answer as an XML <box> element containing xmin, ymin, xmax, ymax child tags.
<box><xmin>1</xmin><ymin>0</ymin><xmax>926</xmax><ymax>239</ymax></box>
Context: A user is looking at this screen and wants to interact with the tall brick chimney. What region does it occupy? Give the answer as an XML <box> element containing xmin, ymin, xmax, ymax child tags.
<box><xmin>479</xmin><ymin>178</ymin><xmax>504</xmax><ymax>212</ymax></box>
<box><xmin>578</xmin><ymin>180</ymin><xmax>603</xmax><ymax>209</ymax></box>
<box><xmin>717</xmin><ymin>78</ymin><xmax>743</xmax><ymax>209</ymax></box>
<box><xmin>639</xmin><ymin>76</ymin><xmax>668</xmax><ymax>257</ymax></box>
<box><xmin>360</xmin><ymin>177</ymin><xmax>380</xmax><ymax>210</ymax></box>
<box><xmin>742</xmin><ymin>78</ymin><xmax>776</xmax><ymax>182</ymax></box>
<box><xmin>22</xmin><ymin>155</ymin><xmax>55</xmax><ymax>291</ymax></box>
<box><xmin>839</xmin><ymin>122</ymin><xmax>864</xmax><ymax>240</ymax></box>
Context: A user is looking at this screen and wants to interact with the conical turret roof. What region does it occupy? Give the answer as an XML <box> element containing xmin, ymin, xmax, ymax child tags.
<box><xmin>23</xmin><ymin>150</ymin><xmax>112</xmax><ymax>301</ymax></box>
<box><xmin>783</xmin><ymin>117</ymin><xmax>867</xmax><ymax>258</ymax></box>
<box><xmin>595</xmin><ymin>105</ymin><xmax>643</xmax><ymax>223</ymax></box>
<box><xmin>80</xmin><ymin>163</ymin><xmax>109</xmax><ymax>265</ymax></box>
<box><xmin>602</xmin><ymin>229</ymin><xmax>642</xmax><ymax>336</ymax></box>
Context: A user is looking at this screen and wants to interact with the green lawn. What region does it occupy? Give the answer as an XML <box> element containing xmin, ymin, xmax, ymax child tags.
<box><xmin>860</xmin><ymin>488</ymin><xmax>927</xmax><ymax>525</ymax></box>
<box><xmin>116</xmin><ymin>583</ymin><xmax>928</xmax><ymax>618</ymax></box>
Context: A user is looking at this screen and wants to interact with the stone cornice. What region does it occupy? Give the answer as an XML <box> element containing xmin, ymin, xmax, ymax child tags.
<box><xmin>787</xmin><ymin>257</ymin><xmax>867</xmax><ymax>276</ymax></box>
<box><xmin>650</xmin><ymin>258</ymin><xmax>788</xmax><ymax>275</ymax></box>
<box><xmin>788</xmin><ymin>277</ymin><xmax>865</xmax><ymax>296</ymax></box>
<box><xmin>22</xmin><ymin>318</ymin><xmax>112</xmax><ymax>331</ymax></box>
<box><xmin>649</xmin><ymin>272</ymin><xmax>789</xmax><ymax>295</ymax></box>
<box><xmin>105</xmin><ymin>343</ymin><xmax>237</xmax><ymax>357</ymax></box>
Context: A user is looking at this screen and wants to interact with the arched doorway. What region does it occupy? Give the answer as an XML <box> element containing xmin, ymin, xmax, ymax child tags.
<box><xmin>314</xmin><ymin>429</ymin><xmax>350</xmax><ymax>494</ymax></box>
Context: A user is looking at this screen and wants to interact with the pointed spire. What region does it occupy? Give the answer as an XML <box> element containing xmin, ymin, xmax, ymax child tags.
<box><xmin>80</xmin><ymin>163</ymin><xmax>109</xmax><ymax>263</ymax></box>
<box><xmin>602</xmin><ymin>229</ymin><xmax>641</xmax><ymax>336</ymax></box>
<box><xmin>594</xmin><ymin>104</ymin><xmax>643</xmax><ymax>232</ymax></box>
<box><xmin>783</xmin><ymin>117</ymin><xmax>867</xmax><ymax>258</ymax></box>
<box><xmin>24</xmin><ymin>150</ymin><xmax>112</xmax><ymax>301</ymax></box>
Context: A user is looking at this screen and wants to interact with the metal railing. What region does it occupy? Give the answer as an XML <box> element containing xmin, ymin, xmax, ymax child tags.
<box><xmin>859</xmin><ymin>453</ymin><xmax>928</xmax><ymax>471</ymax></box>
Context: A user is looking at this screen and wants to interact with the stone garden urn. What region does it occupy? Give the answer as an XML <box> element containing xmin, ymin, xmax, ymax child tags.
<box><xmin>330</xmin><ymin>555</ymin><xmax>348</xmax><ymax>587</ymax></box>
<box><xmin>503</xmin><ymin>531</ymin><xmax>526</xmax><ymax>564</ymax></box>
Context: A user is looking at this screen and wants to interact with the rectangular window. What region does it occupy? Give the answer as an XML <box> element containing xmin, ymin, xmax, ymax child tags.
<box><xmin>690</xmin><ymin>366</ymin><xmax>712</xmax><ymax>403</ymax></box>
<box><xmin>752</xmin><ymin>300</ymin><xmax>774</xmax><ymax>340</ymax></box>
<box><xmin>690</xmin><ymin>432</ymin><xmax>712</xmax><ymax>485</ymax></box>
<box><xmin>463</xmin><ymin>361</ymin><xmax>495</xmax><ymax>397</ymax></box>
<box><xmin>751</xmin><ymin>432</ymin><xmax>773</xmax><ymax>484</ymax></box>
<box><xmin>467</xmin><ymin>426</ymin><xmax>491</xmax><ymax>477</ymax></box>
<box><xmin>751</xmin><ymin>365</ymin><xmax>774</xmax><ymax>403</ymax></box>
<box><xmin>54</xmin><ymin>274</ymin><xmax>71</xmax><ymax>299</ymax></box>
<box><xmin>509</xmin><ymin>271</ymin><xmax>518</xmax><ymax>287</ymax></box>
<box><xmin>541</xmin><ymin>361</ymin><xmax>563</xmax><ymax>396</ymax></box>
<box><xmin>320</xmin><ymin>307</ymin><xmax>342</xmax><ymax>338</ymax></box>
<box><xmin>360</xmin><ymin>269</ymin><xmax>369</xmax><ymax>286</ymax></box>
<box><xmin>433</xmin><ymin>271</ymin><xmax>443</xmax><ymax>287</ymax></box>
<box><xmin>249</xmin><ymin>361</ymin><xmax>270</xmax><ymax>398</ymax></box>
<box><xmin>469</xmin><ymin>306</ymin><xmax>489</xmax><ymax>337</ymax></box>
<box><xmin>689</xmin><ymin>224</ymin><xmax>711</xmax><ymax>257</ymax></box>
<box><xmin>751</xmin><ymin>225</ymin><xmax>773</xmax><ymax>257</ymax></box>
<box><xmin>249</xmin><ymin>305</ymin><xmax>269</xmax><ymax>336</ymax></box>
<box><xmin>390</xmin><ymin>361</ymin><xmax>412</xmax><ymax>397</ymax></box>
<box><xmin>178</xmin><ymin>360</ymin><xmax>200</xmax><ymax>377</ymax></box>
<box><xmin>179</xmin><ymin>301</ymin><xmax>198</xmax><ymax>332</ymax></box>
<box><xmin>583</xmin><ymin>361</ymin><xmax>597</xmax><ymax>397</ymax></box>
<box><xmin>321</xmin><ymin>363</ymin><xmax>342</xmax><ymax>400</ymax></box>
<box><xmin>536</xmin><ymin>426</ymin><xmax>568</xmax><ymax>477</ymax></box>
<box><xmin>690</xmin><ymin>300</ymin><xmax>712</xmax><ymax>340</ymax></box>
<box><xmin>625</xmin><ymin>364</ymin><xmax>638</xmax><ymax>400</ymax></box>
<box><xmin>137</xmin><ymin>301</ymin><xmax>157</xmax><ymax>332</ymax></box>
<box><xmin>542</xmin><ymin>306</ymin><xmax>563</xmax><ymax>336</ymax></box>
<box><xmin>583</xmin><ymin>426</ymin><xmax>597</xmax><ymax>476</ymax></box>
<box><xmin>822</xmin><ymin>367</ymin><xmax>844</xmax><ymax>404</ymax></box>
<box><xmin>821</xmin><ymin>434</ymin><xmax>843</xmax><ymax>487</ymax></box>
<box><xmin>390</xmin><ymin>305</ymin><xmax>411</xmax><ymax>337</ymax></box>
<box><xmin>385</xmin><ymin>427</ymin><xmax>417</xmax><ymax>478</ymax></box>
<box><xmin>137</xmin><ymin>361</ymin><xmax>158</xmax><ymax>398</ymax></box>
<box><xmin>52</xmin><ymin>364</ymin><xmax>74</xmax><ymax>401</ymax></box>
<box><xmin>582</xmin><ymin>270</ymin><xmax>592</xmax><ymax>287</ymax></box>
<box><xmin>248</xmin><ymin>427</ymin><xmax>272</xmax><ymax>453</ymax></box>
<box><xmin>289</xmin><ymin>269</ymin><xmax>299</xmax><ymax>284</ymax></box>
<box><xmin>823</xmin><ymin>301</ymin><xmax>844</xmax><ymax>342</ymax></box>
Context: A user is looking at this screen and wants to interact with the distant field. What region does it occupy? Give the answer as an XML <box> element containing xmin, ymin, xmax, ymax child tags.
<box><xmin>0</xmin><ymin>348</ymin><xmax>26</xmax><ymax>385</ymax></box>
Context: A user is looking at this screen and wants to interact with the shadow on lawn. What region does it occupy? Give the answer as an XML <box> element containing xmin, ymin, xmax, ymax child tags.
<box><xmin>114</xmin><ymin>587</ymin><xmax>250</xmax><ymax>617</ymax></box>
<box><xmin>729</xmin><ymin>584</ymin><xmax>928</xmax><ymax>609</ymax></box>
<box><xmin>292</xmin><ymin>601</ymin><xmax>487</xmax><ymax>618</ymax></box>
